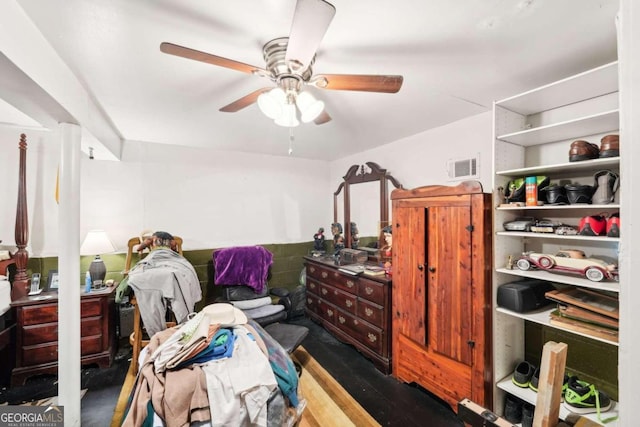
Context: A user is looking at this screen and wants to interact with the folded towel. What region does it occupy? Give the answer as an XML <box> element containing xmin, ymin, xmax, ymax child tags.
<box><xmin>213</xmin><ymin>246</ymin><xmax>273</xmax><ymax>293</ymax></box>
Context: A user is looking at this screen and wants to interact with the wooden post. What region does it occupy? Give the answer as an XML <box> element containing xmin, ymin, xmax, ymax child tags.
<box><xmin>12</xmin><ymin>134</ymin><xmax>29</xmax><ymax>300</ymax></box>
<box><xmin>534</xmin><ymin>341</ymin><xmax>568</xmax><ymax>427</ymax></box>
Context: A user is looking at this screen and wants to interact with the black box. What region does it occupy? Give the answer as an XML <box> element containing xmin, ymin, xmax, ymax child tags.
<box><xmin>497</xmin><ymin>279</ymin><xmax>555</xmax><ymax>313</ymax></box>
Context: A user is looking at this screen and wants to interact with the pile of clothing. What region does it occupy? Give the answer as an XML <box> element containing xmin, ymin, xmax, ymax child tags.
<box><xmin>122</xmin><ymin>303</ymin><xmax>304</xmax><ymax>427</ymax></box>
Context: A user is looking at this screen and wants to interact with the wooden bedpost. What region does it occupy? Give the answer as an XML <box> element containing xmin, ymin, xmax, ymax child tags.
<box><xmin>12</xmin><ymin>134</ymin><xmax>29</xmax><ymax>300</ymax></box>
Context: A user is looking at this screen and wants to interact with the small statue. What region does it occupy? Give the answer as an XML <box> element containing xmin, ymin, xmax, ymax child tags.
<box><xmin>313</xmin><ymin>227</ymin><xmax>326</xmax><ymax>252</ymax></box>
<box><xmin>331</xmin><ymin>222</ymin><xmax>344</xmax><ymax>255</ymax></box>
<box><xmin>380</xmin><ymin>225</ymin><xmax>392</xmax><ymax>269</ymax></box>
<box><xmin>350</xmin><ymin>222</ymin><xmax>360</xmax><ymax>249</ymax></box>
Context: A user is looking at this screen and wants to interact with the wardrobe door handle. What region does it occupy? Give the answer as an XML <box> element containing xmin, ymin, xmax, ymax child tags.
<box><xmin>428</xmin><ymin>266</ymin><xmax>436</xmax><ymax>273</ymax></box>
<box><xmin>417</xmin><ymin>264</ymin><xmax>424</xmax><ymax>271</ymax></box>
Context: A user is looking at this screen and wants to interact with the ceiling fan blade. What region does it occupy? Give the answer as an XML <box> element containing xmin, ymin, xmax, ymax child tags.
<box><xmin>313</xmin><ymin>74</ymin><xmax>403</xmax><ymax>93</ymax></box>
<box><xmin>219</xmin><ymin>88</ymin><xmax>271</xmax><ymax>112</ymax></box>
<box><xmin>160</xmin><ymin>42</ymin><xmax>267</xmax><ymax>75</ymax></box>
<box><xmin>285</xmin><ymin>0</ymin><xmax>336</xmax><ymax>71</ymax></box>
<box><xmin>314</xmin><ymin>110</ymin><xmax>332</xmax><ymax>125</ymax></box>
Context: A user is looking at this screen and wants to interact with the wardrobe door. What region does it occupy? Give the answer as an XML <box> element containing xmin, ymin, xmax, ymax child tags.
<box><xmin>426</xmin><ymin>201</ymin><xmax>474</xmax><ymax>368</ymax></box>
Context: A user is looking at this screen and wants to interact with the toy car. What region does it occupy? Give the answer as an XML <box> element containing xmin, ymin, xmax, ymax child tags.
<box><xmin>504</xmin><ymin>217</ymin><xmax>535</xmax><ymax>232</ymax></box>
<box><xmin>515</xmin><ymin>249</ymin><xmax>618</xmax><ymax>282</ymax></box>
<box><xmin>555</xmin><ymin>225</ymin><xmax>578</xmax><ymax>235</ymax></box>
<box><xmin>530</xmin><ymin>219</ymin><xmax>561</xmax><ymax>233</ymax></box>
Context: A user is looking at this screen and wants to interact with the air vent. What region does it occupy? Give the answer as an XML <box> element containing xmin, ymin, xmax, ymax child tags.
<box><xmin>447</xmin><ymin>154</ymin><xmax>480</xmax><ymax>181</ymax></box>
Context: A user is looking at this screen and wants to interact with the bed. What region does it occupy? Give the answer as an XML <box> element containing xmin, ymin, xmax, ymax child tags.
<box><xmin>0</xmin><ymin>134</ymin><xmax>30</xmax><ymax>384</ymax></box>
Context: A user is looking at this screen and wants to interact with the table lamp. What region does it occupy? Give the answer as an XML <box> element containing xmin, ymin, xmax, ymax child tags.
<box><xmin>80</xmin><ymin>230</ymin><xmax>116</xmax><ymax>289</ymax></box>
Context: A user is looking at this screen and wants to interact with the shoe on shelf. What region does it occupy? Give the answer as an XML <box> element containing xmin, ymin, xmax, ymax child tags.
<box><xmin>606</xmin><ymin>213</ymin><xmax>620</xmax><ymax>238</ymax></box>
<box><xmin>563</xmin><ymin>376</ymin><xmax>613</xmax><ymax>416</ymax></box>
<box><xmin>504</xmin><ymin>394</ymin><xmax>523</xmax><ymax>424</ymax></box>
<box><xmin>599</xmin><ymin>134</ymin><xmax>619</xmax><ymax>158</ymax></box>
<box><xmin>521</xmin><ymin>403</ymin><xmax>534</xmax><ymax>427</ymax></box>
<box><xmin>578</xmin><ymin>215</ymin><xmax>607</xmax><ymax>236</ymax></box>
<box><xmin>569</xmin><ymin>140</ymin><xmax>600</xmax><ymax>162</ymax></box>
<box><xmin>592</xmin><ymin>170</ymin><xmax>620</xmax><ymax>205</ymax></box>
<box><xmin>512</xmin><ymin>361</ymin><xmax>536</xmax><ymax>388</ymax></box>
<box><xmin>528</xmin><ymin>367</ymin><xmax>540</xmax><ymax>392</ymax></box>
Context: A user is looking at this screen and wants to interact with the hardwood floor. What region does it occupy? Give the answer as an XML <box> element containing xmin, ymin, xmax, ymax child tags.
<box><xmin>1</xmin><ymin>315</ymin><xmax>463</xmax><ymax>426</ymax></box>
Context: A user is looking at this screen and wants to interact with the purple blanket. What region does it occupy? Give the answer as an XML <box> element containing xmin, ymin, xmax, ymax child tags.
<box><xmin>213</xmin><ymin>246</ymin><xmax>273</xmax><ymax>293</ymax></box>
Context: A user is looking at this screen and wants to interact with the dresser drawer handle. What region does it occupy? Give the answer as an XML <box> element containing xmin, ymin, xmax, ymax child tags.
<box><xmin>346</xmin><ymin>280</ymin><xmax>355</xmax><ymax>288</ymax></box>
<box><xmin>367</xmin><ymin>333</ymin><xmax>377</xmax><ymax>343</ymax></box>
<box><xmin>346</xmin><ymin>300</ymin><xmax>352</xmax><ymax>307</ymax></box>
<box><xmin>309</xmin><ymin>282</ymin><xmax>316</xmax><ymax>289</ymax></box>
<box><xmin>354</xmin><ymin>319</ymin><xmax>359</xmax><ymax>326</ymax></box>
<box><xmin>307</xmin><ymin>298</ymin><xmax>312</xmax><ymax>304</ymax></box>
<box><xmin>310</xmin><ymin>267</ymin><xmax>316</xmax><ymax>273</ymax></box>
<box><xmin>333</xmin><ymin>272</ymin><xmax>339</xmax><ymax>278</ymax></box>
<box><xmin>365</xmin><ymin>287</ymin><xmax>374</xmax><ymax>295</ymax></box>
<box><xmin>321</xmin><ymin>288</ymin><xmax>328</xmax><ymax>295</ymax></box>
<box><xmin>338</xmin><ymin>316</ymin><xmax>345</xmax><ymax>324</ymax></box>
<box><xmin>321</xmin><ymin>272</ymin><xmax>328</xmax><ymax>278</ymax></box>
<box><xmin>365</xmin><ymin>308</ymin><xmax>373</xmax><ymax>317</ymax></box>
<box><xmin>327</xmin><ymin>309</ymin><xmax>333</xmax><ymax>317</ymax></box>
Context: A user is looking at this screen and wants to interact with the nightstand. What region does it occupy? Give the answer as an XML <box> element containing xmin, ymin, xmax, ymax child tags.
<box><xmin>10</xmin><ymin>285</ymin><xmax>117</xmax><ymax>385</ymax></box>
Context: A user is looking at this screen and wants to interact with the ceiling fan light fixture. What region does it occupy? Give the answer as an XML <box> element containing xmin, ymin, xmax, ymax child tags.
<box><xmin>258</xmin><ymin>87</ymin><xmax>286</xmax><ymax>119</ymax></box>
<box><xmin>274</xmin><ymin>103</ymin><xmax>300</xmax><ymax>127</ymax></box>
<box><xmin>296</xmin><ymin>91</ymin><xmax>324</xmax><ymax>123</ymax></box>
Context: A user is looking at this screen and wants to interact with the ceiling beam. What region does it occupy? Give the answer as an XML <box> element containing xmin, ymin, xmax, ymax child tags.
<box><xmin>0</xmin><ymin>1</ymin><xmax>122</xmax><ymax>160</ymax></box>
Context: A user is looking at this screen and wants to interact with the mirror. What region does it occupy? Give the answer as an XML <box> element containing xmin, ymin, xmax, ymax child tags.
<box><xmin>333</xmin><ymin>162</ymin><xmax>403</xmax><ymax>251</ymax></box>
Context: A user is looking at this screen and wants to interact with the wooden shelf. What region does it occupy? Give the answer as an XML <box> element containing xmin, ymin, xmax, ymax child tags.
<box><xmin>496</xmin><ymin>268</ymin><xmax>620</xmax><ymax>293</ymax></box>
<box><xmin>496</xmin><ymin>375</ymin><xmax>618</xmax><ymax>426</ymax></box>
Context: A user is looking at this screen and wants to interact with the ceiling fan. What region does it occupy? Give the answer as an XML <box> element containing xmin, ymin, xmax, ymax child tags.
<box><xmin>160</xmin><ymin>0</ymin><xmax>403</xmax><ymax>126</ymax></box>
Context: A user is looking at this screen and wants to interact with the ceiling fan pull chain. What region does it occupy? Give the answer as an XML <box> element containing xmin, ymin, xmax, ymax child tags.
<box><xmin>288</xmin><ymin>128</ymin><xmax>295</xmax><ymax>155</ymax></box>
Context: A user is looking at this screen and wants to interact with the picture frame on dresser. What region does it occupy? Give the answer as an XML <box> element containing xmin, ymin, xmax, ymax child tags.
<box><xmin>46</xmin><ymin>270</ymin><xmax>59</xmax><ymax>291</ymax></box>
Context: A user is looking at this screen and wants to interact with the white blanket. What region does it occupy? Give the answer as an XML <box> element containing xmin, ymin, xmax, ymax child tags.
<box><xmin>0</xmin><ymin>277</ymin><xmax>11</xmax><ymax>316</ymax></box>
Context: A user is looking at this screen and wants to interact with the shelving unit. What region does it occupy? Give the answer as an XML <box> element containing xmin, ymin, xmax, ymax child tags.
<box><xmin>492</xmin><ymin>61</ymin><xmax>620</xmax><ymax>426</ymax></box>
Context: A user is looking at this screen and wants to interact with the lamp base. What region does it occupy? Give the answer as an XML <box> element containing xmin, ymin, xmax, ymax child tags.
<box><xmin>89</xmin><ymin>255</ymin><xmax>107</xmax><ymax>290</ymax></box>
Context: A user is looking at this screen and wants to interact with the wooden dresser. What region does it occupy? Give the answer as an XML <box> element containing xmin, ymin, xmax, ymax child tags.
<box><xmin>10</xmin><ymin>286</ymin><xmax>117</xmax><ymax>385</ymax></box>
<box><xmin>304</xmin><ymin>256</ymin><xmax>392</xmax><ymax>373</ymax></box>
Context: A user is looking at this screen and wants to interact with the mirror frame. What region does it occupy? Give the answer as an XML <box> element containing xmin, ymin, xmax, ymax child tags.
<box><xmin>333</xmin><ymin>162</ymin><xmax>403</xmax><ymax>249</ymax></box>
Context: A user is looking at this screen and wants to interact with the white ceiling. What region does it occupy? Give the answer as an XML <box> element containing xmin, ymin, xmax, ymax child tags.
<box><xmin>6</xmin><ymin>0</ymin><xmax>619</xmax><ymax>161</ymax></box>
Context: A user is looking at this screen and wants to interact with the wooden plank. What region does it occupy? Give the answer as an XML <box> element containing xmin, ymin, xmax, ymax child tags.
<box><xmin>293</xmin><ymin>346</ymin><xmax>380</xmax><ymax>427</ymax></box>
<box><xmin>534</xmin><ymin>341</ymin><xmax>568</xmax><ymax>427</ymax></box>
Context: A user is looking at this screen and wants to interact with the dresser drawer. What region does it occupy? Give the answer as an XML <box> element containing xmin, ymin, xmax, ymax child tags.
<box><xmin>358</xmin><ymin>278</ymin><xmax>386</xmax><ymax>305</ymax></box>
<box><xmin>22</xmin><ymin>303</ymin><xmax>58</xmax><ymax>325</ymax></box>
<box><xmin>357</xmin><ymin>299</ymin><xmax>385</xmax><ymax>329</ymax></box>
<box><xmin>306</xmin><ymin>293</ymin><xmax>321</xmax><ymax>316</ymax></box>
<box><xmin>22</xmin><ymin>335</ymin><xmax>103</xmax><ymax>366</ymax></box>
<box><xmin>317</xmin><ymin>300</ymin><xmax>337</xmax><ymax>325</ymax></box>
<box><xmin>22</xmin><ymin>317</ymin><xmax>103</xmax><ymax>347</ymax></box>
<box><xmin>334</xmin><ymin>309</ymin><xmax>384</xmax><ymax>354</ymax></box>
<box><xmin>307</xmin><ymin>264</ymin><xmax>357</xmax><ymax>293</ymax></box>
<box><xmin>324</xmin><ymin>286</ymin><xmax>357</xmax><ymax>316</ymax></box>
<box><xmin>21</xmin><ymin>299</ymin><xmax>103</xmax><ymax>326</ymax></box>
<box><xmin>307</xmin><ymin>278</ymin><xmax>321</xmax><ymax>296</ymax></box>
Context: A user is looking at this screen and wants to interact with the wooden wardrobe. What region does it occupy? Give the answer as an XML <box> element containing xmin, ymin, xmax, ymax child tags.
<box><xmin>390</xmin><ymin>181</ymin><xmax>492</xmax><ymax>410</ymax></box>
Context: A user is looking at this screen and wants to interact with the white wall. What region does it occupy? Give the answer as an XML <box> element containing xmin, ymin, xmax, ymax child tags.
<box><xmin>1</xmin><ymin>127</ymin><xmax>331</xmax><ymax>256</ymax></box>
<box><xmin>329</xmin><ymin>111</ymin><xmax>493</xmax><ymax>237</ymax></box>
<box><xmin>1</xmin><ymin>111</ymin><xmax>492</xmax><ymax>257</ymax></box>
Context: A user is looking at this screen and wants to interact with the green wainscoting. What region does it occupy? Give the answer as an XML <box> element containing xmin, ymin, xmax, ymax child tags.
<box><xmin>525</xmin><ymin>322</ymin><xmax>618</xmax><ymax>401</ymax></box>
<box><xmin>25</xmin><ymin>241</ymin><xmax>314</xmax><ymax>310</ymax></box>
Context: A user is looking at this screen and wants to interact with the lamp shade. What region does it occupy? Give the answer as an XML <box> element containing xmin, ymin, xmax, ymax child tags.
<box><xmin>296</xmin><ymin>91</ymin><xmax>324</xmax><ymax>123</ymax></box>
<box><xmin>257</xmin><ymin>88</ymin><xmax>286</xmax><ymax>119</ymax></box>
<box><xmin>80</xmin><ymin>230</ymin><xmax>115</xmax><ymax>256</ymax></box>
